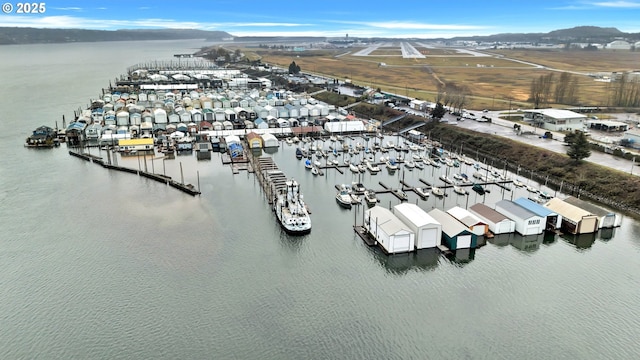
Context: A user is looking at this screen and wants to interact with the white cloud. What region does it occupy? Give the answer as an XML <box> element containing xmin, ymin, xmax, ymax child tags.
<box><xmin>51</xmin><ymin>7</ymin><xmax>83</xmax><ymax>11</ymax></box>
<box><xmin>591</xmin><ymin>1</ymin><xmax>640</xmax><ymax>7</ymax></box>
<box><xmin>333</xmin><ymin>20</ymin><xmax>488</xmax><ymax>31</ymax></box>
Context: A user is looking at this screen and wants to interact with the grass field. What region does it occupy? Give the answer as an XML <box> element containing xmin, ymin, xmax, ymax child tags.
<box><xmin>251</xmin><ymin>45</ymin><xmax>638</xmax><ymax>111</ymax></box>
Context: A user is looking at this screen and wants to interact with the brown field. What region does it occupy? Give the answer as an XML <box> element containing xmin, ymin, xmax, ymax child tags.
<box><xmin>251</xmin><ymin>47</ymin><xmax>634</xmax><ymax>110</ymax></box>
<box><xmin>488</xmin><ymin>49</ymin><xmax>640</xmax><ymax>73</ymax></box>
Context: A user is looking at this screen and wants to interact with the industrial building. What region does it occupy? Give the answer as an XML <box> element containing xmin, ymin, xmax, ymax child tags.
<box><xmin>523</xmin><ymin>109</ymin><xmax>587</xmax><ymax>132</ymax></box>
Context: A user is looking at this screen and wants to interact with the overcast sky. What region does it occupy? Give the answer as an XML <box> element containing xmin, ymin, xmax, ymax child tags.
<box><xmin>1</xmin><ymin>0</ymin><xmax>639</xmax><ymax>38</ymax></box>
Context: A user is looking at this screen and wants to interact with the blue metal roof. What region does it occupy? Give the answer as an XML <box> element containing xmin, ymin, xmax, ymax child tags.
<box><xmin>514</xmin><ymin>197</ymin><xmax>556</xmax><ymax>217</ymax></box>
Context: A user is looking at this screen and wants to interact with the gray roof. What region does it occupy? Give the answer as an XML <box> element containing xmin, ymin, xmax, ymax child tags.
<box><xmin>495</xmin><ymin>200</ymin><xmax>537</xmax><ymax>220</ymax></box>
<box><xmin>469</xmin><ymin>203</ymin><xmax>509</xmax><ymax>223</ymax></box>
<box><xmin>427</xmin><ymin>208</ymin><xmax>469</xmax><ymax>236</ymax></box>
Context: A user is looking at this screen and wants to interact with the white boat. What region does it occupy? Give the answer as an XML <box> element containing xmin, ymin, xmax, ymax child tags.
<box><xmin>336</xmin><ymin>190</ymin><xmax>353</xmax><ymax>209</ymax></box>
<box><xmin>350</xmin><ymin>194</ymin><xmax>362</xmax><ymax>205</ymax></box>
<box><xmin>454</xmin><ymin>185</ymin><xmax>466</xmax><ymax>195</ymax></box>
<box><xmin>526</xmin><ymin>185</ymin><xmax>538</xmax><ymax>193</ymax></box>
<box><xmin>285</xmin><ymin>138</ymin><xmax>293</xmax><ymax>145</ymax></box>
<box><xmin>431</xmin><ymin>186</ymin><xmax>445</xmax><ymax>197</ymax></box>
<box><xmin>404</xmin><ymin>160</ymin><xmax>416</xmax><ymax>170</ymax></box>
<box><xmin>364</xmin><ymin>189</ymin><xmax>378</xmax><ymax>207</ymax></box>
<box><xmin>351</xmin><ymin>182</ymin><xmax>366</xmax><ymax>194</ymax></box>
<box><xmin>513</xmin><ymin>179</ymin><xmax>525</xmax><ymax>187</ymax></box>
<box><xmin>274</xmin><ymin>179</ymin><xmax>311</xmax><ymax>235</ymax></box>
<box><xmin>350</xmin><ymin>163</ymin><xmax>359</xmax><ymax>173</ymax></box>
<box><xmin>415</xmin><ymin>187</ymin><xmax>430</xmax><ymax>198</ymax></box>
<box><xmin>304</xmin><ymin>159</ymin><xmax>313</xmax><ymax>170</ymax></box>
<box><xmin>366</xmin><ymin>160</ymin><xmax>381</xmax><ymax>173</ymax></box>
<box><xmin>414</xmin><ymin>161</ymin><xmax>425</xmax><ymax>170</ymax></box>
<box><xmin>357</xmin><ymin>163</ymin><xmax>367</xmax><ymax>173</ymax></box>
<box><xmin>386</xmin><ymin>159</ymin><xmax>399</xmax><ymax>171</ymax></box>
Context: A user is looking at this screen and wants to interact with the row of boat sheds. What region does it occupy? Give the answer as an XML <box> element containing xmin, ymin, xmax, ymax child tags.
<box><xmin>60</xmin><ymin>83</ymin><xmax>369</xmax><ymax>148</ymax></box>
<box><xmin>360</xmin><ymin>195</ymin><xmax>621</xmax><ymax>255</ymax></box>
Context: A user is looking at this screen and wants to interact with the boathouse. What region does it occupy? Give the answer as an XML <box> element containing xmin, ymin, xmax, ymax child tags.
<box><xmin>392</xmin><ymin>203</ymin><xmax>442</xmax><ymax>250</ymax></box>
<box><xmin>446</xmin><ymin>206</ymin><xmax>489</xmax><ymax>236</ymax></box>
<box><xmin>494</xmin><ymin>200</ymin><xmax>545</xmax><ymax>236</ymax></box>
<box><xmin>261</xmin><ymin>133</ymin><xmax>279</xmax><ymax>148</ymax></box>
<box><xmin>514</xmin><ymin>197</ymin><xmax>562</xmax><ymax>231</ymax></box>
<box><xmin>364</xmin><ymin>206</ymin><xmax>416</xmax><ymax>254</ymax></box>
<box><xmin>469</xmin><ymin>203</ymin><xmax>515</xmax><ymax>235</ymax></box>
<box><xmin>544</xmin><ymin>198</ymin><xmax>599</xmax><ymax>234</ymax></box>
<box><xmin>117</xmin><ymin>138</ymin><xmax>154</xmax><ymax>152</ymax></box>
<box><xmin>246</xmin><ymin>132</ymin><xmax>262</xmax><ymax>149</ymax></box>
<box><xmin>427</xmin><ymin>208</ymin><xmax>477</xmax><ymax>250</ymax></box>
<box><xmin>563</xmin><ymin>196</ymin><xmax>620</xmax><ymax>228</ymax></box>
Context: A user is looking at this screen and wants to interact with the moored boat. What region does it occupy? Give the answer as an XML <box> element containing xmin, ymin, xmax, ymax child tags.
<box><xmin>364</xmin><ymin>189</ymin><xmax>379</xmax><ymax>207</ymax></box>
<box><xmin>274</xmin><ymin>179</ymin><xmax>311</xmax><ymax>235</ymax></box>
<box><xmin>336</xmin><ymin>189</ymin><xmax>353</xmax><ymax>209</ymax></box>
<box><xmin>415</xmin><ymin>187</ymin><xmax>430</xmax><ymax>198</ymax></box>
<box><xmin>431</xmin><ymin>186</ymin><xmax>445</xmax><ymax>197</ymax></box>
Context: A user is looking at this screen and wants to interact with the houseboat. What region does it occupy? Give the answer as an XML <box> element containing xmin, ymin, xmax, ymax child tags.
<box><xmin>25</xmin><ymin>125</ymin><xmax>59</xmax><ymax>148</ymax></box>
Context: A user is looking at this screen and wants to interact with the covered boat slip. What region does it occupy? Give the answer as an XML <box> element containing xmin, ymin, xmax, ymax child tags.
<box><xmin>562</xmin><ymin>196</ymin><xmax>620</xmax><ymax>229</ymax></box>
<box><xmin>427</xmin><ymin>208</ymin><xmax>477</xmax><ymax>250</ymax></box>
<box><xmin>494</xmin><ymin>200</ymin><xmax>545</xmax><ymax>236</ymax></box>
<box><xmin>446</xmin><ymin>206</ymin><xmax>489</xmax><ymax>236</ymax></box>
<box><xmin>364</xmin><ymin>206</ymin><xmax>415</xmax><ymax>254</ymax></box>
<box><xmin>544</xmin><ymin>198</ymin><xmax>599</xmax><ymax>234</ymax></box>
<box><xmin>392</xmin><ymin>203</ymin><xmax>442</xmax><ymax>250</ymax></box>
<box><xmin>514</xmin><ymin>197</ymin><xmax>562</xmax><ymax>231</ymax></box>
<box><xmin>469</xmin><ymin>203</ymin><xmax>515</xmax><ymax>235</ymax></box>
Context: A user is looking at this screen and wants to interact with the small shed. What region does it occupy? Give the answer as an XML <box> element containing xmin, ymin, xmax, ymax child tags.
<box><xmin>563</xmin><ymin>196</ymin><xmax>620</xmax><ymax>228</ymax></box>
<box><xmin>446</xmin><ymin>206</ymin><xmax>489</xmax><ymax>236</ymax></box>
<box><xmin>261</xmin><ymin>133</ymin><xmax>279</xmax><ymax>148</ymax></box>
<box><xmin>544</xmin><ymin>198</ymin><xmax>599</xmax><ymax>234</ymax></box>
<box><xmin>246</xmin><ymin>132</ymin><xmax>263</xmax><ymax>149</ymax></box>
<box><xmin>514</xmin><ymin>197</ymin><xmax>562</xmax><ymax>231</ymax></box>
<box><xmin>494</xmin><ymin>200</ymin><xmax>545</xmax><ymax>236</ymax></box>
<box><xmin>469</xmin><ymin>203</ymin><xmax>515</xmax><ymax>235</ymax></box>
<box><xmin>365</xmin><ymin>206</ymin><xmax>415</xmax><ymax>254</ymax></box>
<box><xmin>392</xmin><ymin>203</ymin><xmax>442</xmax><ymax>249</ymax></box>
<box><xmin>427</xmin><ymin>208</ymin><xmax>477</xmax><ymax>250</ymax></box>
<box><xmin>254</xmin><ymin>118</ymin><xmax>269</xmax><ymax>129</ymax></box>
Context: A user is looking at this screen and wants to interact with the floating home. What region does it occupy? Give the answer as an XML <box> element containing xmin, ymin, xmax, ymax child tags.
<box><xmin>494</xmin><ymin>200</ymin><xmax>545</xmax><ymax>236</ymax></box>
<box><xmin>469</xmin><ymin>203</ymin><xmax>516</xmax><ymax>235</ymax></box>
<box><xmin>514</xmin><ymin>197</ymin><xmax>562</xmax><ymax>231</ymax></box>
<box><xmin>117</xmin><ymin>138</ymin><xmax>154</xmax><ymax>153</ymax></box>
<box><xmin>446</xmin><ymin>206</ymin><xmax>489</xmax><ymax>237</ymax></box>
<box><xmin>364</xmin><ymin>206</ymin><xmax>416</xmax><ymax>254</ymax></box>
<box><xmin>544</xmin><ymin>198</ymin><xmax>599</xmax><ymax>234</ymax></box>
<box><xmin>427</xmin><ymin>208</ymin><xmax>477</xmax><ymax>250</ymax></box>
<box><xmin>392</xmin><ymin>203</ymin><xmax>442</xmax><ymax>250</ymax></box>
<box><xmin>246</xmin><ymin>132</ymin><xmax>263</xmax><ymax>149</ymax></box>
<box><xmin>261</xmin><ymin>133</ymin><xmax>279</xmax><ymax>148</ymax></box>
<box><xmin>562</xmin><ymin>196</ymin><xmax>620</xmax><ymax>228</ymax></box>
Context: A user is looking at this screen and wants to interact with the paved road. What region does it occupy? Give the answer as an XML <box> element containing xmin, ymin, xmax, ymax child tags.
<box><xmin>439</xmin><ymin>111</ymin><xmax>640</xmax><ymax>176</ymax></box>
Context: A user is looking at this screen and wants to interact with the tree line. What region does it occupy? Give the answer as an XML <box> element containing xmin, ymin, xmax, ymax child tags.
<box><xmin>529</xmin><ymin>72</ymin><xmax>579</xmax><ymax>108</ymax></box>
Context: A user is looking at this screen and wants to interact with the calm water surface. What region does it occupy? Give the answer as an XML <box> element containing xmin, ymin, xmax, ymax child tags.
<box><xmin>1</xmin><ymin>41</ymin><xmax>639</xmax><ymax>360</ymax></box>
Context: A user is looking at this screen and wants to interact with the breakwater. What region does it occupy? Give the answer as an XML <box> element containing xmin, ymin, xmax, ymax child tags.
<box><xmin>68</xmin><ymin>150</ymin><xmax>200</xmax><ymax>196</ymax></box>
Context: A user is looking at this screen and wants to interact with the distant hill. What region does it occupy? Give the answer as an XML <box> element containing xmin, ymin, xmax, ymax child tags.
<box><xmin>0</xmin><ymin>27</ymin><xmax>233</xmax><ymax>45</ymax></box>
<box><xmin>445</xmin><ymin>26</ymin><xmax>639</xmax><ymax>44</ymax></box>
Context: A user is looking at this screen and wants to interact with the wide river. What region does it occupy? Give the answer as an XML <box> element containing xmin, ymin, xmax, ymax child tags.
<box><xmin>1</xmin><ymin>41</ymin><xmax>639</xmax><ymax>360</ymax></box>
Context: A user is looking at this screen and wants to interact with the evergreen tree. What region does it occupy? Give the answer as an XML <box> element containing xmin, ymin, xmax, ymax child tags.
<box><xmin>566</xmin><ymin>130</ymin><xmax>591</xmax><ymax>163</ymax></box>
<box><xmin>432</xmin><ymin>102</ymin><xmax>446</xmax><ymax>119</ymax></box>
<box><xmin>288</xmin><ymin>61</ymin><xmax>301</xmax><ymax>74</ymax></box>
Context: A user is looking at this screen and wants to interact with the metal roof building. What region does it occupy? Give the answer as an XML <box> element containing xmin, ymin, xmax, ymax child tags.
<box><xmin>427</xmin><ymin>208</ymin><xmax>477</xmax><ymax>250</ymax></box>
<box><xmin>469</xmin><ymin>203</ymin><xmax>515</xmax><ymax>235</ymax></box>
<box><xmin>514</xmin><ymin>197</ymin><xmax>562</xmax><ymax>231</ymax></box>
<box><xmin>393</xmin><ymin>203</ymin><xmax>442</xmax><ymax>249</ymax></box>
<box><xmin>495</xmin><ymin>200</ymin><xmax>545</xmax><ymax>236</ymax></box>
<box><xmin>562</xmin><ymin>196</ymin><xmax>620</xmax><ymax>229</ymax></box>
<box><xmin>446</xmin><ymin>206</ymin><xmax>488</xmax><ymax>236</ymax></box>
<box><xmin>364</xmin><ymin>206</ymin><xmax>415</xmax><ymax>254</ymax></box>
<box><xmin>544</xmin><ymin>198</ymin><xmax>599</xmax><ymax>234</ymax></box>
<box><xmin>523</xmin><ymin>108</ymin><xmax>587</xmax><ymax>132</ymax></box>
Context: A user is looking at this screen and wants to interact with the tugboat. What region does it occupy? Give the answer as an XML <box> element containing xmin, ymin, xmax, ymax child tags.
<box><xmin>25</xmin><ymin>125</ymin><xmax>59</xmax><ymax>148</ymax></box>
<box><xmin>274</xmin><ymin>179</ymin><xmax>311</xmax><ymax>235</ymax></box>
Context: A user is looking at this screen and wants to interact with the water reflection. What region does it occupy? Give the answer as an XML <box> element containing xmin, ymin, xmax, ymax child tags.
<box><xmin>488</xmin><ymin>233</ymin><xmax>511</xmax><ymax>247</ymax></box>
<box><xmin>510</xmin><ymin>233</ymin><xmax>544</xmax><ymax>253</ymax></box>
<box><xmin>561</xmin><ymin>232</ymin><xmax>597</xmax><ymax>251</ymax></box>
<box><xmin>449</xmin><ymin>248</ymin><xmax>476</xmax><ymax>266</ymax></box>
<box><xmin>598</xmin><ymin>227</ymin><xmax>616</xmax><ymax>241</ymax></box>
<box><xmin>369</xmin><ymin>247</ymin><xmax>440</xmax><ymax>275</ymax></box>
